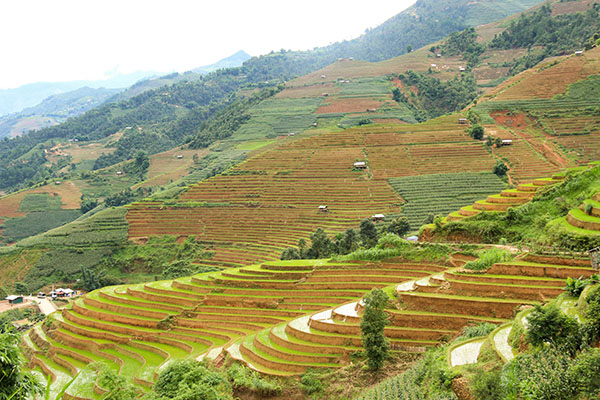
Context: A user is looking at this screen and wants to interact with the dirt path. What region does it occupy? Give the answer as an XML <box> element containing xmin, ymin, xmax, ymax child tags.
<box><xmin>24</xmin><ymin>296</ymin><xmax>57</xmax><ymax>315</ymax></box>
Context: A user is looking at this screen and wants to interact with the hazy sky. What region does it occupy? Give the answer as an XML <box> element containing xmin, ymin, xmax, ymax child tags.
<box><xmin>1</xmin><ymin>0</ymin><xmax>416</xmax><ymax>89</ymax></box>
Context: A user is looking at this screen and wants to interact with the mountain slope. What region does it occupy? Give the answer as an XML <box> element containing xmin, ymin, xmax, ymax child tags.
<box><xmin>0</xmin><ymin>87</ymin><xmax>121</xmax><ymax>139</ymax></box>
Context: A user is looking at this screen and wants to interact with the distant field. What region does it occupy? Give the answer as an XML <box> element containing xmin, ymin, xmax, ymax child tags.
<box><xmin>388</xmin><ymin>172</ymin><xmax>507</xmax><ymax>229</ymax></box>
<box><xmin>137</xmin><ymin>148</ymin><xmax>208</xmax><ymax>189</ymax></box>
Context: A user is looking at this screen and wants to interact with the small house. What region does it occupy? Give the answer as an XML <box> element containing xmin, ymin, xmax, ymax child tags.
<box><xmin>501</xmin><ymin>139</ymin><xmax>513</xmax><ymax>146</ymax></box>
<box><xmin>288</xmin><ymin>132</ymin><xmax>296</xmax><ymax>137</ymax></box>
<box><xmin>459</xmin><ymin>66</ymin><xmax>466</xmax><ymax>72</ymax></box>
<box><xmin>312</xmin><ymin>123</ymin><xmax>318</xmax><ymax>127</ymax></box>
<box><xmin>366</xmin><ymin>108</ymin><xmax>377</xmax><ymax>113</ymax></box>
<box><xmin>321</xmin><ymin>74</ymin><xmax>327</xmax><ymax>79</ymax></box>
<box><xmin>37</xmin><ymin>292</ymin><xmax>46</xmax><ymax>298</ymax></box>
<box><xmin>318</xmin><ymin>205</ymin><xmax>328</xmax><ymax>213</ymax></box>
<box><xmin>349</xmin><ymin>57</ymin><xmax>354</xmax><ymax>61</ymax></box>
<box><xmin>431</xmin><ymin>64</ymin><xmax>437</xmax><ymax>67</ymax></box>
<box><xmin>6</xmin><ymin>295</ymin><xmax>23</xmax><ymax>305</ymax></box>
<box><xmin>116</xmin><ymin>171</ymin><xmax>123</xmax><ymax>175</ymax></box>
<box><xmin>407</xmin><ymin>236</ymin><xmax>419</xmax><ymax>242</ymax></box>
<box><xmin>436</xmin><ymin>53</ymin><xmax>442</xmax><ymax>58</ymax></box>
<box><xmin>458</xmin><ymin>118</ymin><xmax>468</xmax><ymax>124</ymax></box>
<box><xmin>176</xmin><ymin>155</ymin><xmax>183</xmax><ymax>159</ymax></box>
<box><xmin>575</xmin><ymin>50</ymin><xmax>584</xmax><ymax>56</ymax></box>
<box><xmin>371</xmin><ymin>214</ymin><xmax>385</xmax><ymax>222</ymax></box>
<box><xmin>353</xmin><ymin>161</ymin><xmax>367</xmax><ymax>169</ymax></box>
<box><xmin>322</xmin><ymin>93</ymin><xmax>329</xmax><ymax>97</ymax></box>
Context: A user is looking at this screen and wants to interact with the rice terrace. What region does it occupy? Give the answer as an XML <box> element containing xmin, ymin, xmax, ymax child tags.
<box><xmin>2</xmin><ymin>0</ymin><xmax>600</xmax><ymax>399</ymax></box>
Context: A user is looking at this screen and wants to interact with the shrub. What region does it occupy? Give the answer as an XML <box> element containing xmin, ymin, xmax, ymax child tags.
<box><xmin>526</xmin><ymin>304</ymin><xmax>581</xmax><ymax>355</ymax></box>
<box><xmin>226</xmin><ymin>363</ymin><xmax>281</xmax><ymax>396</ymax></box>
<box><xmin>299</xmin><ymin>370</ymin><xmax>323</xmax><ymax>395</ymax></box>
<box><xmin>570</xmin><ymin>348</ymin><xmax>600</xmax><ymax>398</ymax></box>
<box><xmin>493</xmin><ymin>161</ymin><xmax>508</xmax><ymax>177</ymax></box>
<box><xmin>563</xmin><ymin>275</ymin><xmax>588</xmax><ymax>297</ymax></box>
<box><xmin>501</xmin><ymin>346</ymin><xmax>577</xmax><ymax>400</ymax></box>
<box><xmin>463</xmin><ymin>248</ymin><xmax>511</xmax><ymax>271</ymax></box>
<box><xmin>471</xmin><ymin>368</ymin><xmax>502</xmax><ymax>400</ymax></box>
<box><xmin>456</xmin><ymin>322</ymin><xmax>498</xmax><ymax>341</ymax></box>
<box><xmin>154</xmin><ymin>360</ymin><xmax>232</xmax><ymax>400</ymax></box>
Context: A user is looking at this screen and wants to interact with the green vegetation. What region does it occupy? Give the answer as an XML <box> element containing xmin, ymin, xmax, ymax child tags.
<box><xmin>0</xmin><ymin>332</ymin><xmax>42</xmax><ymax>399</ymax></box>
<box><xmin>152</xmin><ymin>360</ymin><xmax>232</xmax><ymax>400</ymax></box>
<box><xmin>441</xmin><ymin>28</ymin><xmax>485</xmax><ymax>66</ymax></box>
<box><xmin>463</xmin><ymin>247</ymin><xmax>512</xmax><ymax>271</ymax></box>
<box><xmin>393</xmin><ymin>71</ymin><xmax>478</xmax><ymax>121</ymax></box>
<box><xmin>490</xmin><ymin>4</ymin><xmax>600</xmax><ymax>74</ymax></box>
<box><xmin>432</xmin><ymin>166</ymin><xmax>600</xmax><ymax>249</ymax></box>
<box><xmin>361</xmin><ymin>288</ymin><xmax>390</xmax><ymax>370</ymax></box>
<box><xmin>389</xmin><ymin>172</ymin><xmax>506</xmax><ymax>229</ymax></box>
<box><xmin>1</xmin><ymin>209</ymin><xmax>81</xmax><ymax>243</ymax></box>
<box><xmin>355</xmin><ymin>347</ymin><xmax>457</xmax><ymax>400</ymax></box>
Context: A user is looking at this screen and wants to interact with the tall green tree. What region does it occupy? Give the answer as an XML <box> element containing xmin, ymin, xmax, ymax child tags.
<box><xmin>360</xmin><ymin>219</ymin><xmax>378</xmax><ymax>248</ymax></box>
<box><xmin>360</xmin><ymin>288</ymin><xmax>390</xmax><ymax>370</ymax></box>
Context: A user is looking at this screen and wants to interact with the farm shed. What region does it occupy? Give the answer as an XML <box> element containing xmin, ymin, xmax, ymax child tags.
<box><xmin>501</xmin><ymin>139</ymin><xmax>513</xmax><ymax>146</ymax></box>
<box><xmin>371</xmin><ymin>214</ymin><xmax>385</xmax><ymax>222</ymax></box>
<box><xmin>288</xmin><ymin>132</ymin><xmax>296</xmax><ymax>137</ymax></box>
<box><xmin>318</xmin><ymin>205</ymin><xmax>328</xmax><ymax>213</ymax></box>
<box><xmin>575</xmin><ymin>50</ymin><xmax>584</xmax><ymax>56</ymax></box>
<box><xmin>354</xmin><ymin>161</ymin><xmax>367</xmax><ymax>169</ymax></box>
<box><xmin>176</xmin><ymin>155</ymin><xmax>183</xmax><ymax>159</ymax></box>
<box><xmin>6</xmin><ymin>295</ymin><xmax>23</xmax><ymax>304</ymax></box>
<box><xmin>458</xmin><ymin>118</ymin><xmax>468</xmax><ymax>124</ymax></box>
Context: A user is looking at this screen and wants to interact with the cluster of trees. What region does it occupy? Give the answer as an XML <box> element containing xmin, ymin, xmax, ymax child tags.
<box><xmin>280</xmin><ymin>217</ymin><xmax>411</xmax><ymax>260</ymax></box>
<box><xmin>440</xmin><ymin>27</ymin><xmax>485</xmax><ymax>66</ymax></box>
<box><xmin>490</xmin><ymin>3</ymin><xmax>600</xmax><ymax>75</ymax></box>
<box><xmin>393</xmin><ymin>71</ymin><xmax>478</xmax><ymax>121</ymax></box>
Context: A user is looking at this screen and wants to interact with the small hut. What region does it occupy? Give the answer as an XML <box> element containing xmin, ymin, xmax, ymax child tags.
<box><xmin>6</xmin><ymin>295</ymin><xmax>23</xmax><ymax>305</ymax></box>
<box><xmin>288</xmin><ymin>132</ymin><xmax>296</xmax><ymax>137</ymax></box>
<box><xmin>318</xmin><ymin>205</ymin><xmax>329</xmax><ymax>213</ymax></box>
<box><xmin>575</xmin><ymin>50</ymin><xmax>584</xmax><ymax>56</ymax></box>
<box><xmin>458</xmin><ymin>118</ymin><xmax>468</xmax><ymax>125</ymax></box>
<box><xmin>353</xmin><ymin>161</ymin><xmax>367</xmax><ymax>169</ymax></box>
<box><xmin>501</xmin><ymin>139</ymin><xmax>513</xmax><ymax>146</ymax></box>
<box><xmin>176</xmin><ymin>155</ymin><xmax>183</xmax><ymax>159</ymax></box>
<box><xmin>371</xmin><ymin>214</ymin><xmax>385</xmax><ymax>222</ymax></box>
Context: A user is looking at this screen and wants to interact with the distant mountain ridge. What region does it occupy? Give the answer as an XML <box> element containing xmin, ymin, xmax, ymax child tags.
<box><xmin>0</xmin><ymin>87</ymin><xmax>121</xmax><ymax>138</ymax></box>
<box><xmin>0</xmin><ymin>70</ymin><xmax>158</xmax><ymax>117</ymax></box>
<box><xmin>193</xmin><ymin>50</ymin><xmax>251</xmax><ymax>74</ymax></box>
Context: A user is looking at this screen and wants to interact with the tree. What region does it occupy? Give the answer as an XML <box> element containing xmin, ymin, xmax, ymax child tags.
<box><xmin>0</xmin><ymin>332</ymin><xmax>42</xmax><ymax>399</ymax></box>
<box><xmin>526</xmin><ymin>304</ymin><xmax>581</xmax><ymax>355</ymax></box>
<box><xmin>360</xmin><ymin>288</ymin><xmax>390</xmax><ymax>370</ymax></box>
<box><xmin>360</xmin><ymin>219</ymin><xmax>378</xmax><ymax>248</ymax></box>
<box><xmin>469</xmin><ymin>124</ymin><xmax>484</xmax><ymax>140</ymax></box>
<box><xmin>14</xmin><ymin>282</ymin><xmax>27</xmax><ymax>295</ymax></box>
<box><xmin>306</xmin><ymin>228</ymin><xmax>333</xmax><ymax>259</ymax></box>
<box><xmin>493</xmin><ymin>161</ymin><xmax>509</xmax><ymax>177</ymax></box>
<box><xmin>387</xmin><ymin>217</ymin><xmax>411</xmax><ymax>237</ymax></box>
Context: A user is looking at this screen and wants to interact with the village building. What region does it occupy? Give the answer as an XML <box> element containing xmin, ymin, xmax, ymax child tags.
<box><xmin>318</xmin><ymin>205</ymin><xmax>328</xmax><ymax>213</ymax></box>
<box><xmin>6</xmin><ymin>295</ymin><xmax>23</xmax><ymax>305</ymax></box>
<box><xmin>458</xmin><ymin>118</ymin><xmax>468</xmax><ymax>124</ymax></box>
<box><xmin>575</xmin><ymin>50</ymin><xmax>584</xmax><ymax>56</ymax></box>
<box><xmin>176</xmin><ymin>155</ymin><xmax>183</xmax><ymax>159</ymax></box>
<box><xmin>288</xmin><ymin>132</ymin><xmax>296</xmax><ymax>137</ymax></box>
<box><xmin>501</xmin><ymin>139</ymin><xmax>513</xmax><ymax>146</ymax></box>
<box><xmin>354</xmin><ymin>161</ymin><xmax>367</xmax><ymax>169</ymax></box>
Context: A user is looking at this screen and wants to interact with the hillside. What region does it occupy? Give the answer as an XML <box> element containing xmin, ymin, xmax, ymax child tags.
<box><xmin>1</xmin><ymin>0</ymin><xmax>599</xmax><ymax>288</ymax></box>
<box><xmin>0</xmin><ymin>87</ymin><xmax>122</xmax><ymax>139</ymax></box>
<box><xmin>3</xmin><ymin>1</ymin><xmax>600</xmax><ymax>398</ymax></box>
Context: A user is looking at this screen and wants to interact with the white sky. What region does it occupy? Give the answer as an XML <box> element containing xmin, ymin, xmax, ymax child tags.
<box><xmin>0</xmin><ymin>0</ymin><xmax>416</xmax><ymax>89</ymax></box>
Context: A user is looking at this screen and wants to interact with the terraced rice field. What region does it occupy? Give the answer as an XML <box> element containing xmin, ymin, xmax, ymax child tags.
<box><xmin>389</xmin><ymin>172</ymin><xmax>506</xmax><ymax>229</ymax></box>
<box><xmin>25</xmin><ymin>253</ymin><xmax>598</xmax><ymax>397</ymax></box>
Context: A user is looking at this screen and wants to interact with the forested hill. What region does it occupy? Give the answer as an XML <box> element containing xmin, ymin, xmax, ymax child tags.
<box><xmin>241</xmin><ymin>0</ymin><xmax>544</xmax><ymax>82</ymax></box>
<box><xmin>0</xmin><ymin>0</ymin><xmax>548</xmax><ymax>192</ymax></box>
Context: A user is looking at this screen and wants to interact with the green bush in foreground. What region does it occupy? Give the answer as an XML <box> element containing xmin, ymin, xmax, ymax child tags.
<box><xmin>153</xmin><ymin>360</ymin><xmax>232</xmax><ymax>400</ymax></box>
